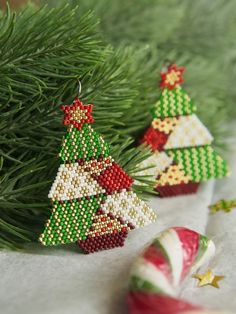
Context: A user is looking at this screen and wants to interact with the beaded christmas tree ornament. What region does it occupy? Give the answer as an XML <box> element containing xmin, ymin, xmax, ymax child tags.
<box><xmin>139</xmin><ymin>64</ymin><xmax>230</xmax><ymax>197</ymax></box>
<box><xmin>39</xmin><ymin>96</ymin><xmax>157</xmax><ymax>253</ymax></box>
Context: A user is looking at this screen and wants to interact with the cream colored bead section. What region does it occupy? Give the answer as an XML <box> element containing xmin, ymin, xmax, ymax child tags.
<box><xmin>152</xmin><ymin>117</ymin><xmax>179</xmax><ymax>134</ymax></box>
<box><xmin>156</xmin><ymin>164</ymin><xmax>192</xmax><ymax>186</ymax></box>
<box><xmin>136</xmin><ymin>152</ymin><xmax>173</xmax><ymax>183</ymax></box>
<box><xmin>101</xmin><ymin>189</ymin><xmax>157</xmax><ymax>228</ymax></box>
<box><xmin>48</xmin><ymin>163</ymin><xmax>106</xmax><ymax>200</ymax></box>
<box><xmin>164</xmin><ymin>114</ymin><xmax>213</xmax><ymax>149</ymax></box>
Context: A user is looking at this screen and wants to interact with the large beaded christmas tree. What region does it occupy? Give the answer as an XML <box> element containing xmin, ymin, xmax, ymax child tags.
<box><xmin>140</xmin><ymin>64</ymin><xmax>230</xmax><ymax>197</ymax></box>
<box><xmin>39</xmin><ymin>98</ymin><xmax>157</xmax><ymax>253</ymax></box>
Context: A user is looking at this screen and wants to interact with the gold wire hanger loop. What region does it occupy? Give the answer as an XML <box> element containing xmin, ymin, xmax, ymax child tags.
<box><xmin>77</xmin><ymin>79</ymin><xmax>82</xmax><ymax>97</ymax></box>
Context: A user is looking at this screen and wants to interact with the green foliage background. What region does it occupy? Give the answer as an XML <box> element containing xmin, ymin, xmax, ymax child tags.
<box><xmin>1</xmin><ymin>0</ymin><xmax>235</xmax><ymax>249</ymax></box>
<box><xmin>77</xmin><ymin>0</ymin><xmax>236</xmax><ymax>144</ymax></box>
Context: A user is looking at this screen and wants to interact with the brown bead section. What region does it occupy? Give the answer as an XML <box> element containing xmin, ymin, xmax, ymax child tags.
<box><xmin>77</xmin><ymin>230</ymin><xmax>128</xmax><ymax>254</ymax></box>
<box><xmin>155</xmin><ymin>182</ymin><xmax>199</xmax><ymax>197</ymax></box>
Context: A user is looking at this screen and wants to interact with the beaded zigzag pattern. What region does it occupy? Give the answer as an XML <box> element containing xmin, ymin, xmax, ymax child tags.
<box><xmin>151</xmin><ymin>87</ymin><xmax>196</xmax><ymax>119</ymax></box>
<box><xmin>39</xmin><ymin>98</ymin><xmax>157</xmax><ymax>253</ymax></box>
<box><xmin>169</xmin><ymin>146</ymin><xmax>229</xmax><ymax>182</ymax></box>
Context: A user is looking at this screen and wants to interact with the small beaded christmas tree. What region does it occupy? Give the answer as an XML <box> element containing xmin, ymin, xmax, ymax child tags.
<box><xmin>39</xmin><ymin>98</ymin><xmax>157</xmax><ymax>253</ymax></box>
<box><xmin>140</xmin><ymin>64</ymin><xmax>230</xmax><ymax>197</ymax></box>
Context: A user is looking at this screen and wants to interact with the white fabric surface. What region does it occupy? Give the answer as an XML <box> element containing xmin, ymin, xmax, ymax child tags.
<box><xmin>1</xmin><ymin>158</ymin><xmax>235</xmax><ymax>314</ymax></box>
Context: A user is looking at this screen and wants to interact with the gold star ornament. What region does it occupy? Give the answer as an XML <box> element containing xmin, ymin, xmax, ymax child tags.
<box><xmin>193</xmin><ymin>269</ymin><xmax>225</xmax><ymax>288</ymax></box>
<box><xmin>209</xmin><ymin>198</ymin><xmax>236</xmax><ymax>214</ymax></box>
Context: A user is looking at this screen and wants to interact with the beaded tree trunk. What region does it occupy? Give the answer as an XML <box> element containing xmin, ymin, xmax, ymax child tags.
<box><xmin>140</xmin><ymin>64</ymin><xmax>229</xmax><ymax>197</ymax></box>
<box><xmin>39</xmin><ymin>99</ymin><xmax>157</xmax><ymax>253</ymax></box>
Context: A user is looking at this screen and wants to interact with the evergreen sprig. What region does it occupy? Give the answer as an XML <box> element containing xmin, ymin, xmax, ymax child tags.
<box><xmin>0</xmin><ymin>4</ymin><xmax>153</xmax><ymax>250</ymax></box>
<box><xmin>76</xmin><ymin>0</ymin><xmax>236</xmax><ymax>148</ymax></box>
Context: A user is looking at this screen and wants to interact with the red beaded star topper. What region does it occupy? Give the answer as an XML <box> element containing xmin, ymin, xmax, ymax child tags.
<box><xmin>160</xmin><ymin>64</ymin><xmax>185</xmax><ymax>90</ymax></box>
<box><xmin>61</xmin><ymin>98</ymin><xmax>94</xmax><ymax>130</ymax></box>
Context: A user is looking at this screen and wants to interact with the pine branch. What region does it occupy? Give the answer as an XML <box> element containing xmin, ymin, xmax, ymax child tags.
<box><xmin>69</xmin><ymin>0</ymin><xmax>236</xmax><ymax>148</ymax></box>
<box><xmin>0</xmin><ymin>4</ymin><xmax>155</xmax><ymax>250</ymax></box>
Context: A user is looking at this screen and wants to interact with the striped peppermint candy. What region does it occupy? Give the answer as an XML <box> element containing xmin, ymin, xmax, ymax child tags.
<box><xmin>127</xmin><ymin>227</ymin><xmax>230</xmax><ymax>314</ymax></box>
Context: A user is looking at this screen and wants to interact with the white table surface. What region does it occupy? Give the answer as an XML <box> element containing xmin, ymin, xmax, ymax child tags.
<box><xmin>1</xmin><ymin>157</ymin><xmax>235</xmax><ymax>314</ymax></box>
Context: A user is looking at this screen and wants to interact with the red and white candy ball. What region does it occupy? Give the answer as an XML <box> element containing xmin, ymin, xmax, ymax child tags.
<box><xmin>127</xmin><ymin>227</ymin><xmax>231</xmax><ymax>314</ymax></box>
